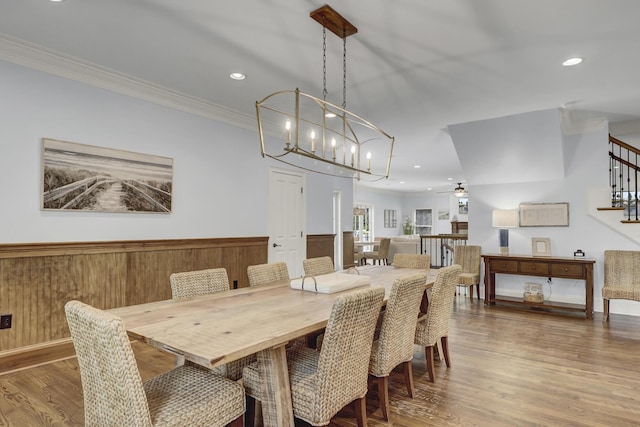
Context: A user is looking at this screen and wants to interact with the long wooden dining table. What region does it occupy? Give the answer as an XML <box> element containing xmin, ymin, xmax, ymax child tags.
<box><xmin>108</xmin><ymin>265</ymin><xmax>435</xmax><ymax>427</ymax></box>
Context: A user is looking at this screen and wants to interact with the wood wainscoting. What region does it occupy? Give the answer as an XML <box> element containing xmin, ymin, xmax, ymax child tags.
<box><xmin>343</xmin><ymin>231</ymin><xmax>355</xmax><ymax>268</ymax></box>
<box><xmin>306</xmin><ymin>234</ymin><xmax>335</xmax><ymax>261</ymax></box>
<box><xmin>0</xmin><ymin>237</ymin><xmax>267</xmax><ymax>372</ymax></box>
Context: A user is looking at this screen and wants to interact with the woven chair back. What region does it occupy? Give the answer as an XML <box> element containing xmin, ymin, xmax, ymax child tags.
<box><xmin>453</xmin><ymin>245</ymin><xmax>481</xmax><ymax>276</ymax></box>
<box><xmin>378</xmin><ymin>238</ymin><xmax>391</xmax><ymax>257</ymax></box>
<box><xmin>303</xmin><ymin>256</ymin><xmax>335</xmax><ymax>276</ymax></box>
<box><xmin>247</xmin><ymin>262</ymin><xmax>290</xmax><ymax>287</ymax></box>
<box><xmin>371</xmin><ymin>274</ymin><xmax>427</xmax><ymax>376</ymax></box>
<box><xmin>65</xmin><ymin>300</ymin><xmax>153</xmax><ymax>426</ymax></box>
<box><xmin>415</xmin><ymin>264</ymin><xmax>461</xmax><ymax>346</ymax></box>
<box><xmin>170</xmin><ymin>268</ymin><xmax>230</xmax><ymax>299</ymax></box>
<box><xmin>393</xmin><ymin>253</ymin><xmax>431</xmax><ymax>269</ymax></box>
<box><xmin>314</xmin><ymin>287</ymin><xmax>385</xmax><ymax>421</ymax></box>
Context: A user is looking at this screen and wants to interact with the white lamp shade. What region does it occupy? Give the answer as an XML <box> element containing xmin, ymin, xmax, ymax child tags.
<box><xmin>492</xmin><ymin>209</ymin><xmax>518</xmax><ymax>228</ymax></box>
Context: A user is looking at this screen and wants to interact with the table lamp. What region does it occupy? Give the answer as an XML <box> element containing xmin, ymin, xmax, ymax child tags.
<box><xmin>492</xmin><ymin>209</ymin><xmax>518</xmax><ymax>255</ymax></box>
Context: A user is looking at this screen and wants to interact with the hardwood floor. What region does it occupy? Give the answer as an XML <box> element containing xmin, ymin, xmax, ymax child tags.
<box><xmin>2</xmin><ymin>297</ymin><xmax>640</xmax><ymax>426</ymax></box>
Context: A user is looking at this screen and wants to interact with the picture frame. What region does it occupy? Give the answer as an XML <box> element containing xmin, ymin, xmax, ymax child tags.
<box><xmin>531</xmin><ymin>237</ymin><xmax>551</xmax><ymax>257</ymax></box>
<box><xmin>519</xmin><ymin>202</ymin><xmax>569</xmax><ymax>227</ymax></box>
<box><xmin>383</xmin><ymin>209</ymin><xmax>397</xmax><ymax>228</ymax></box>
<box><xmin>458</xmin><ymin>197</ymin><xmax>468</xmax><ymax>215</ymax></box>
<box><xmin>42</xmin><ymin>138</ymin><xmax>173</xmax><ymax>213</ymax></box>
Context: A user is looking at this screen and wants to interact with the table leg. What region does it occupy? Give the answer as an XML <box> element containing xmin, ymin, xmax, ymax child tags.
<box><xmin>257</xmin><ymin>345</ymin><xmax>294</xmax><ymax>427</ymax></box>
<box><xmin>585</xmin><ymin>264</ymin><xmax>594</xmax><ymax>319</ymax></box>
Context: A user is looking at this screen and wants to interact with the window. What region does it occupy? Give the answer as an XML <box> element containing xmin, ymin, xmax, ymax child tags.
<box><xmin>353</xmin><ymin>204</ymin><xmax>373</xmax><ymax>241</ymax></box>
<box><xmin>415</xmin><ymin>208</ymin><xmax>432</xmax><ymax>235</ymax></box>
<box><xmin>383</xmin><ymin>209</ymin><xmax>397</xmax><ymax>228</ymax></box>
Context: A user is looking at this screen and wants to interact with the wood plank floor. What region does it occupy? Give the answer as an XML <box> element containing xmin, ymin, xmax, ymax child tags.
<box><xmin>2</xmin><ymin>296</ymin><xmax>640</xmax><ymax>426</ymax></box>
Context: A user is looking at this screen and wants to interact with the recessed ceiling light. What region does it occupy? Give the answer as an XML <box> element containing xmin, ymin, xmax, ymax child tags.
<box><xmin>413</xmin><ymin>165</ymin><xmax>421</xmax><ymax>169</ymax></box>
<box><xmin>229</xmin><ymin>72</ymin><xmax>246</xmax><ymax>80</ymax></box>
<box><xmin>562</xmin><ymin>57</ymin><xmax>583</xmax><ymax>67</ymax></box>
<box><xmin>447</xmin><ymin>177</ymin><xmax>453</xmax><ymax>181</ymax></box>
<box><xmin>400</xmin><ymin>181</ymin><xmax>405</xmax><ymax>184</ymax></box>
<box><xmin>50</xmin><ymin>0</ymin><xmax>65</xmax><ymax>2</ymax></box>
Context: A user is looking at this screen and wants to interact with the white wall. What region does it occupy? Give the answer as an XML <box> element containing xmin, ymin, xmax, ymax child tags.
<box><xmin>354</xmin><ymin>186</ymin><xmax>403</xmax><ymax>237</ymax></box>
<box><xmin>469</xmin><ymin>125</ymin><xmax>640</xmax><ymax>316</ymax></box>
<box><xmin>0</xmin><ymin>60</ymin><xmax>348</xmax><ymax>243</ymax></box>
<box><xmin>402</xmin><ymin>192</ymin><xmax>455</xmax><ymax>235</ymax></box>
<box><xmin>355</xmin><ymin>187</ymin><xmax>466</xmax><ymax>237</ymax></box>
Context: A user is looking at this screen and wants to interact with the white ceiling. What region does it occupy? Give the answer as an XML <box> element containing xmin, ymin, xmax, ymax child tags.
<box><xmin>2</xmin><ymin>0</ymin><xmax>640</xmax><ymax>193</ymax></box>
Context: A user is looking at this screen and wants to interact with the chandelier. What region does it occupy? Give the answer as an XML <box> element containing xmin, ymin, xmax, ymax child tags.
<box><xmin>256</xmin><ymin>5</ymin><xmax>394</xmax><ymax>181</ymax></box>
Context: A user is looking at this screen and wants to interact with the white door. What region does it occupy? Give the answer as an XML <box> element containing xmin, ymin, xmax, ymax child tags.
<box><xmin>268</xmin><ymin>169</ymin><xmax>305</xmax><ymax>278</ymax></box>
<box><xmin>333</xmin><ymin>190</ymin><xmax>343</xmax><ymax>270</ymax></box>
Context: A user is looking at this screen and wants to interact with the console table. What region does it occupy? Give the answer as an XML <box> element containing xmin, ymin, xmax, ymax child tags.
<box><xmin>482</xmin><ymin>254</ymin><xmax>595</xmax><ymax>319</ymax></box>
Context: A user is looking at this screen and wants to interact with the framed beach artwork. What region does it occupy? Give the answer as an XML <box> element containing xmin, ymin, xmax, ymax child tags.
<box><xmin>519</xmin><ymin>202</ymin><xmax>569</xmax><ymax>227</ymax></box>
<box><xmin>41</xmin><ymin>138</ymin><xmax>173</xmax><ymax>213</ymax></box>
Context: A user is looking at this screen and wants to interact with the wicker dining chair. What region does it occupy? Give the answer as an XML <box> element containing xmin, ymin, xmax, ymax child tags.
<box><xmin>247</xmin><ymin>261</ymin><xmax>290</xmax><ymax>287</ymax></box>
<box><xmin>170</xmin><ymin>268</ymin><xmax>249</xmax><ymax>381</ymax></box>
<box><xmin>392</xmin><ymin>253</ymin><xmax>431</xmax><ymax>269</ymax></box>
<box><xmin>354</xmin><ymin>245</ymin><xmax>365</xmax><ymax>266</ymax></box>
<box><xmin>243</xmin><ymin>287</ymin><xmax>385</xmax><ymax>427</ymax></box>
<box><xmin>453</xmin><ymin>245</ymin><xmax>482</xmax><ymax>301</ymax></box>
<box><xmin>603</xmin><ymin>250</ymin><xmax>640</xmax><ymax>321</ymax></box>
<box><xmin>362</xmin><ymin>238</ymin><xmax>391</xmax><ymax>265</ymax></box>
<box><xmin>65</xmin><ymin>300</ymin><xmax>245</xmax><ymax>427</ymax></box>
<box><xmin>303</xmin><ymin>256</ymin><xmax>335</xmax><ymax>276</ymax></box>
<box><xmin>414</xmin><ymin>264</ymin><xmax>461</xmax><ymax>382</ymax></box>
<box><xmin>368</xmin><ymin>274</ymin><xmax>427</xmax><ymax>421</ymax></box>
<box><xmin>170</xmin><ymin>267</ymin><xmax>230</xmax><ymax>299</ymax></box>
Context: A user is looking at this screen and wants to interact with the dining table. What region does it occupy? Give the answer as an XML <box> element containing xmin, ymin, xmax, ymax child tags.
<box><xmin>108</xmin><ymin>264</ymin><xmax>435</xmax><ymax>427</ymax></box>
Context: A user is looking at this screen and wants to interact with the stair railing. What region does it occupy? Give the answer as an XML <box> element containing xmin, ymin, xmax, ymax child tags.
<box><xmin>609</xmin><ymin>134</ymin><xmax>639</xmax><ymax>221</ymax></box>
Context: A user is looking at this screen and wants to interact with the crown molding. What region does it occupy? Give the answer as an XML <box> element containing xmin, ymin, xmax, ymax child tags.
<box><xmin>0</xmin><ymin>35</ymin><xmax>256</xmax><ymax>132</ymax></box>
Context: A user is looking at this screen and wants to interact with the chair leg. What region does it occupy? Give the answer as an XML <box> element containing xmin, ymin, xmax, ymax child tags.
<box><xmin>376</xmin><ymin>376</ymin><xmax>390</xmax><ymax>421</ymax></box>
<box><xmin>245</xmin><ymin>396</ymin><xmax>263</xmax><ymax>427</ymax></box>
<box><xmin>354</xmin><ymin>396</ymin><xmax>368</xmax><ymax>427</ymax></box>
<box><xmin>441</xmin><ymin>336</ymin><xmax>451</xmax><ymax>367</ymax></box>
<box><xmin>476</xmin><ymin>283</ymin><xmax>481</xmax><ymax>300</ymax></box>
<box><xmin>245</xmin><ymin>396</ymin><xmax>256</xmax><ymax>427</ymax></box>
<box><xmin>425</xmin><ymin>345</ymin><xmax>435</xmax><ymax>382</ymax></box>
<box><xmin>468</xmin><ymin>285</ymin><xmax>473</xmax><ymax>302</ymax></box>
<box><xmin>604</xmin><ymin>299</ymin><xmax>610</xmax><ymax>321</ymax></box>
<box><xmin>228</xmin><ymin>414</ymin><xmax>244</xmax><ymax>427</ymax></box>
<box><xmin>402</xmin><ymin>360</ymin><xmax>415</xmax><ymax>398</ymax></box>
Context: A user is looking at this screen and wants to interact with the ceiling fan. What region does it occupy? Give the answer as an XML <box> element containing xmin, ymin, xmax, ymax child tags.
<box><xmin>436</xmin><ymin>182</ymin><xmax>468</xmax><ymax>197</ymax></box>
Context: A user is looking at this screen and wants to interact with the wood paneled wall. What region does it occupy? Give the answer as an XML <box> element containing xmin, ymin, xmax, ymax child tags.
<box><xmin>343</xmin><ymin>231</ymin><xmax>355</xmax><ymax>268</ymax></box>
<box><xmin>0</xmin><ymin>237</ymin><xmax>267</xmax><ymax>360</ymax></box>
<box><xmin>306</xmin><ymin>234</ymin><xmax>335</xmax><ymax>261</ymax></box>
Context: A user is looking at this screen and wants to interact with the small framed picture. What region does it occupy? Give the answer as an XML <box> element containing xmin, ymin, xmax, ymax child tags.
<box><xmin>531</xmin><ymin>237</ymin><xmax>551</xmax><ymax>257</ymax></box>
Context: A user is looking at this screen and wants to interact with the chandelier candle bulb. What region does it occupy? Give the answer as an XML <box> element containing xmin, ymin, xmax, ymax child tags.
<box><xmin>350</xmin><ymin>145</ymin><xmax>356</xmax><ymax>167</ymax></box>
<box><xmin>366</xmin><ymin>151</ymin><xmax>372</xmax><ymax>171</ymax></box>
<box><xmin>331</xmin><ymin>137</ymin><xmax>337</xmax><ymax>161</ymax></box>
<box><xmin>310</xmin><ymin>130</ymin><xmax>316</xmax><ymax>154</ymax></box>
<box><xmin>285</xmin><ymin>120</ymin><xmax>291</xmax><ymax>148</ymax></box>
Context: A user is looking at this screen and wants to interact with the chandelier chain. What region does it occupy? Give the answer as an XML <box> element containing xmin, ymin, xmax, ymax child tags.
<box><xmin>342</xmin><ymin>36</ymin><xmax>347</xmax><ymax>109</ymax></box>
<box><xmin>322</xmin><ymin>26</ymin><xmax>327</xmax><ymax>101</ymax></box>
